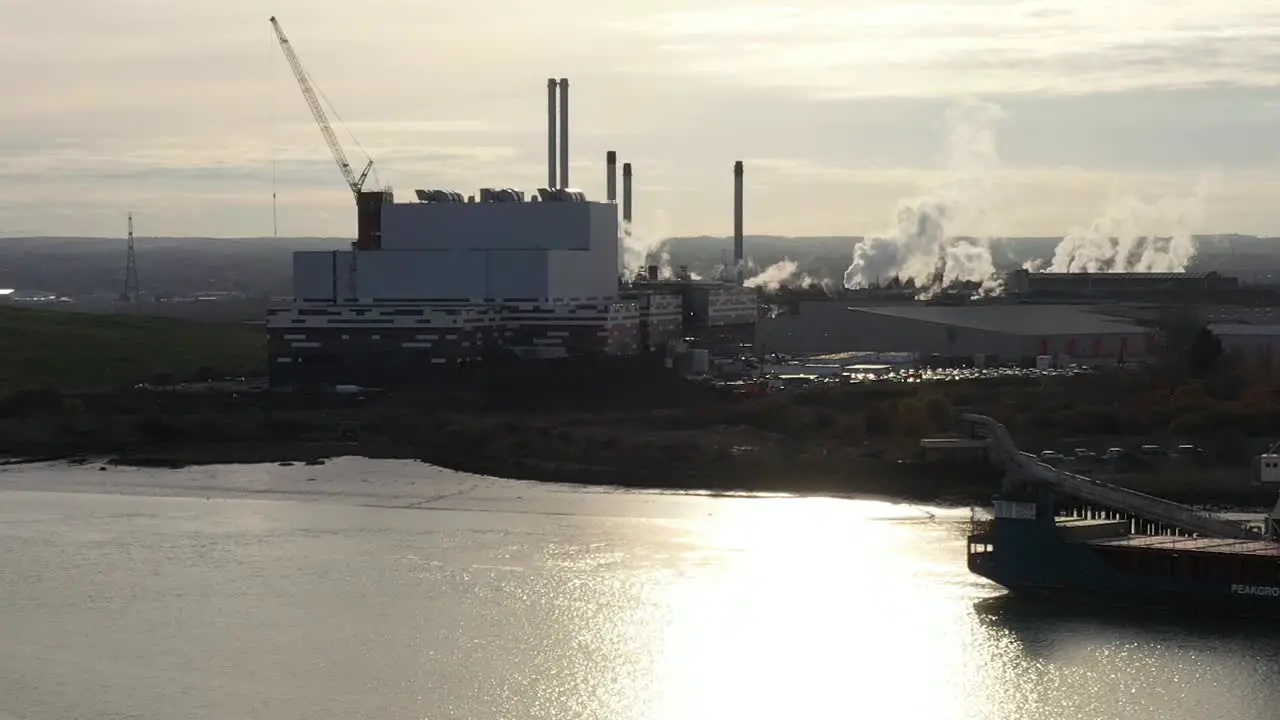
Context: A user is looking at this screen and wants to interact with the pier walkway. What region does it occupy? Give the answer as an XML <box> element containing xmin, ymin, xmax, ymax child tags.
<box><xmin>961</xmin><ymin>413</ymin><xmax>1262</xmax><ymax>540</ymax></box>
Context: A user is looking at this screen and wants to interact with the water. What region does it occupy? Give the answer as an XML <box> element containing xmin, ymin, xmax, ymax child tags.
<box><xmin>2</xmin><ymin>459</ymin><xmax>1279</xmax><ymax>719</ymax></box>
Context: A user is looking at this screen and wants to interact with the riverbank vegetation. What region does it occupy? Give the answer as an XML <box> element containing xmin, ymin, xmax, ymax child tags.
<box><xmin>2</xmin><ymin>306</ymin><xmax>1277</xmax><ymax>506</ymax></box>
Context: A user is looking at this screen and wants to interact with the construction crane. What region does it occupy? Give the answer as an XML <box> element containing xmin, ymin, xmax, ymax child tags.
<box><xmin>269</xmin><ymin>16</ymin><xmax>374</xmax><ymax>201</ymax></box>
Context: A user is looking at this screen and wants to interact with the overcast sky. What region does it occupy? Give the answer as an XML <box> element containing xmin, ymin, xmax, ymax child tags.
<box><xmin>3</xmin><ymin>0</ymin><xmax>1279</xmax><ymax>239</ymax></box>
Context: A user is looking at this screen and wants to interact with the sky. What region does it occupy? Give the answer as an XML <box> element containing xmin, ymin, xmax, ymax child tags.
<box><xmin>2</xmin><ymin>0</ymin><xmax>1280</xmax><ymax>240</ymax></box>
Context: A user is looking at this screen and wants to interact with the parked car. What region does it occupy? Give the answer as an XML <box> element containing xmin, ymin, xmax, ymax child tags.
<box><xmin>1039</xmin><ymin>450</ymin><xmax>1065</xmax><ymax>465</ymax></box>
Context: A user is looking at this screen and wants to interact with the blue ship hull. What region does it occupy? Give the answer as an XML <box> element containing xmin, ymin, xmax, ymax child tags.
<box><xmin>968</xmin><ymin>498</ymin><xmax>1280</xmax><ymax>618</ymax></box>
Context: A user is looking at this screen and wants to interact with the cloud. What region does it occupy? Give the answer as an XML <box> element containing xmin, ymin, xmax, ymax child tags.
<box><xmin>1</xmin><ymin>1</ymin><xmax>1279</xmax><ymax>237</ymax></box>
<box><xmin>634</xmin><ymin>1</ymin><xmax>1280</xmax><ymax>97</ymax></box>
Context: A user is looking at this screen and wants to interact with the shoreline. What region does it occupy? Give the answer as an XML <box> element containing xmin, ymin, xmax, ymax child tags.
<box><xmin>0</xmin><ymin>442</ymin><xmax>999</xmax><ymax>507</ymax></box>
<box><xmin>3</xmin><ymin>441</ymin><xmax>1274</xmax><ymax>512</ymax></box>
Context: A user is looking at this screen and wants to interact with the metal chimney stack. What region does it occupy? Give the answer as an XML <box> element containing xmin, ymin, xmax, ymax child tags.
<box><xmin>621</xmin><ymin>162</ymin><xmax>633</xmax><ymax>224</ymax></box>
<box><xmin>558</xmin><ymin>78</ymin><xmax>570</xmax><ymax>188</ymax></box>
<box><xmin>733</xmin><ymin>160</ymin><xmax>744</xmax><ymax>285</ymax></box>
<box><xmin>546</xmin><ymin>79</ymin><xmax>558</xmax><ymax>188</ymax></box>
<box><xmin>606</xmin><ymin>151</ymin><xmax>617</xmax><ymax>202</ymax></box>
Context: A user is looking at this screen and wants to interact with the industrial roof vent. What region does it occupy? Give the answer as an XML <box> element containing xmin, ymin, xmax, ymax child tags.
<box><xmin>414</xmin><ymin>189</ymin><xmax>465</xmax><ymax>203</ymax></box>
<box><xmin>535</xmin><ymin>188</ymin><xmax>586</xmax><ymax>202</ymax></box>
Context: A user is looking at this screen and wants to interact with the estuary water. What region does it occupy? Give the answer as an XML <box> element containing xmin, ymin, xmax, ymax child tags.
<box><xmin>1</xmin><ymin>458</ymin><xmax>1279</xmax><ymax>720</ymax></box>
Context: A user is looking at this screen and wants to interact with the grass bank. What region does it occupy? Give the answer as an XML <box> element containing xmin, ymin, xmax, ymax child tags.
<box><xmin>0</xmin><ymin>306</ymin><xmax>264</xmax><ymax>394</ymax></box>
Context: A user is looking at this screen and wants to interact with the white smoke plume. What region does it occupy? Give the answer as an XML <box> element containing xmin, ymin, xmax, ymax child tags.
<box><xmin>1046</xmin><ymin>180</ymin><xmax>1212</xmax><ymax>272</ymax></box>
<box><xmin>620</xmin><ymin>209</ymin><xmax>675</xmax><ymax>279</ymax></box>
<box><xmin>742</xmin><ymin>258</ymin><xmax>800</xmax><ymax>290</ymax></box>
<box><xmin>742</xmin><ymin>257</ymin><xmax>834</xmax><ymax>291</ymax></box>
<box><xmin>844</xmin><ymin>99</ymin><xmax>1006</xmax><ymax>294</ymax></box>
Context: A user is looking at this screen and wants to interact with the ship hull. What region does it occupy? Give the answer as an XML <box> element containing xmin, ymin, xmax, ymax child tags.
<box><xmin>976</xmin><ymin>578</ymin><xmax>1280</xmax><ymax>618</ymax></box>
<box><xmin>968</xmin><ymin>501</ymin><xmax>1280</xmax><ymax>619</ymax></box>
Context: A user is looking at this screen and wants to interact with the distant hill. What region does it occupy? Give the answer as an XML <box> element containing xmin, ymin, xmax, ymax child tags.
<box><xmin>0</xmin><ymin>234</ymin><xmax>1276</xmax><ymax>298</ymax></box>
<box><xmin>662</xmin><ymin>235</ymin><xmax>1280</xmax><ymax>284</ymax></box>
<box><xmin>0</xmin><ymin>237</ymin><xmax>342</xmax><ymax>297</ymax></box>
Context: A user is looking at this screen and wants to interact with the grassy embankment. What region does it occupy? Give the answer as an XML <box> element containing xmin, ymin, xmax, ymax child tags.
<box><xmin>0</xmin><ymin>306</ymin><xmax>264</xmax><ymax>395</ymax></box>
<box><xmin>0</xmin><ymin>305</ymin><xmax>1277</xmax><ymax>507</ymax></box>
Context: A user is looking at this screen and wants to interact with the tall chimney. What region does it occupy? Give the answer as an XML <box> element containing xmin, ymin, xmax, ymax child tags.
<box><xmin>558</xmin><ymin>78</ymin><xmax>570</xmax><ymax>188</ymax></box>
<box><xmin>733</xmin><ymin>160</ymin><xmax>744</xmax><ymax>284</ymax></box>
<box><xmin>621</xmin><ymin>162</ymin><xmax>633</xmax><ymax>224</ymax></box>
<box><xmin>606</xmin><ymin>151</ymin><xmax>617</xmax><ymax>202</ymax></box>
<box><xmin>546</xmin><ymin>79</ymin><xmax>558</xmax><ymax>188</ymax></box>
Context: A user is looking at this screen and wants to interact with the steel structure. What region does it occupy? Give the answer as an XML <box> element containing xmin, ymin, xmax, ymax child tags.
<box><xmin>121</xmin><ymin>212</ymin><xmax>139</xmax><ymax>305</ymax></box>
<box><xmin>269</xmin><ymin>16</ymin><xmax>373</xmax><ymax>201</ymax></box>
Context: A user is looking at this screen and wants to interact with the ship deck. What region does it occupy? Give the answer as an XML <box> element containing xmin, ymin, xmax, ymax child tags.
<box><xmin>1088</xmin><ymin>534</ymin><xmax>1280</xmax><ymax>557</ymax></box>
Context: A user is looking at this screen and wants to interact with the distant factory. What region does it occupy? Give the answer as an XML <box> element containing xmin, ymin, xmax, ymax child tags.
<box><xmin>1004</xmin><ymin>269</ymin><xmax>1240</xmax><ymax>300</ymax></box>
<box><xmin>264</xmin><ymin>42</ymin><xmax>755</xmax><ymax>386</ymax></box>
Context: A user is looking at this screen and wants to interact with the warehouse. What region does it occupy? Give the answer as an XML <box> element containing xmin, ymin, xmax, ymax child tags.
<box><xmin>756</xmin><ymin>302</ymin><xmax>1156</xmax><ymax>364</ymax></box>
<box><xmin>1208</xmin><ymin>324</ymin><xmax>1280</xmax><ymax>365</ymax></box>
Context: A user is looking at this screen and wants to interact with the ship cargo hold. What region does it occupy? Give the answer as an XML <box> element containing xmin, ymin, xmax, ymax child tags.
<box><xmin>964</xmin><ymin>413</ymin><xmax>1280</xmax><ymax>616</ymax></box>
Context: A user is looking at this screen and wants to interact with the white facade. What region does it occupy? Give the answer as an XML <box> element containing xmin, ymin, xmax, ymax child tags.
<box><xmin>381</xmin><ymin>201</ymin><xmax>608</xmax><ymax>251</ymax></box>
<box><xmin>292</xmin><ymin>199</ymin><xmax>619</xmax><ymax>302</ymax></box>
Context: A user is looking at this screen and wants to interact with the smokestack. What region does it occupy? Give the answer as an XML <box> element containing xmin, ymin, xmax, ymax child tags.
<box><xmin>647</xmin><ymin>265</ymin><xmax>659</xmax><ymax>281</ymax></box>
<box><xmin>621</xmin><ymin>163</ymin><xmax>633</xmax><ymax>224</ymax></box>
<box><xmin>546</xmin><ymin>79</ymin><xmax>558</xmax><ymax>188</ymax></box>
<box><xmin>733</xmin><ymin>161</ymin><xmax>744</xmax><ymax>285</ymax></box>
<box><xmin>606</xmin><ymin>151</ymin><xmax>617</xmax><ymax>202</ymax></box>
<box><xmin>558</xmin><ymin>78</ymin><xmax>570</xmax><ymax>188</ymax></box>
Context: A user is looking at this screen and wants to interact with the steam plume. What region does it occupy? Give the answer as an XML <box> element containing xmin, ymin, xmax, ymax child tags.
<box><xmin>1047</xmin><ymin>180</ymin><xmax>1212</xmax><ymax>272</ymax></box>
<box><xmin>843</xmin><ymin>100</ymin><xmax>1005</xmax><ymax>294</ymax></box>
<box><xmin>620</xmin><ymin>210</ymin><xmax>674</xmax><ymax>279</ymax></box>
<box><xmin>741</xmin><ymin>257</ymin><xmax>832</xmax><ymax>291</ymax></box>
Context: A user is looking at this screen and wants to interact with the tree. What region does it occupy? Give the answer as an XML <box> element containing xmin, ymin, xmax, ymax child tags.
<box><xmin>1154</xmin><ymin>303</ymin><xmax>1218</xmax><ymax>382</ymax></box>
<box><xmin>1187</xmin><ymin>326</ymin><xmax>1224</xmax><ymax>379</ymax></box>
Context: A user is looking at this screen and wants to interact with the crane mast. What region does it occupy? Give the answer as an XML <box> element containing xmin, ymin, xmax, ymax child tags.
<box><xmin>269</xmin><ymin>16</ymin><xmax>373</xmax><ymax>201</ymax></box>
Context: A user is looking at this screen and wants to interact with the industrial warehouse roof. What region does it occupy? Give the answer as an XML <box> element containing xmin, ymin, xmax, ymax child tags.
<box><xmin>1208</xmin><ymin>323</ymin><xmax>1280</xmax><ymax>337</ymax></box>
<box><xmin>1025</xmin><ymin>272</ymin><xmax>1220</xmax><ymax>280</ymax></box>
<box><xmin>850</xmin><ymin>304</ymin><xmax>1149</xmax><ymax>336</ymax></box>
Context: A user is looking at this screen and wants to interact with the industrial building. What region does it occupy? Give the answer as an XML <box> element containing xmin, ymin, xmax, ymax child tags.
<box><xmin>1005</xmin><ymin>269</ymin><xmax>1239</xmax><ymax>299</ymax></box>
<box><xmin>263</xmin><ymin>35</ymin><xmax>757</xmax><ymax>387</ymax></box>
<box><xmin>291</xmin><ymin>193</ymin><xmax>620</xmax><ymax>302</ymax></box>
<box><xmin>1208</xmin><ymin>324</ymin><xmax>1280</xmax><ymax>365</ymax></box>
<box><xmin>757</xmin><ymin>302</ymin><xmax>1157</xmax><ymax>365</ymax></box>
<box><xmin>622</xmin><ymin>276</ymin><xmax>758</xmax><ymax>354</ymax></box>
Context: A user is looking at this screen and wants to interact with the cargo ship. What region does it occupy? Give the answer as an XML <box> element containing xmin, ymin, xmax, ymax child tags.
<box><xmin>962</xmin><ymin>413</ymin><xmax>1280</xmax><ymax>615</ymax></box>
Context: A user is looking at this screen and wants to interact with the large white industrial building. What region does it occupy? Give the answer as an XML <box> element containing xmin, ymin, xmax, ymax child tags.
<box><xmin>267</xmin><ymin>77</ymin><xmax>756</xmax><ymax>386</ymax></box>
<box><xmin>292</xmin><ymin>195</ymin><xmax>620</xmax><ymax>302</ymax></box>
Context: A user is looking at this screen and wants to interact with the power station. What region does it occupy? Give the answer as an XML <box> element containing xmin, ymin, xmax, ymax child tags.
<box><xmin>265</xmin><ymin>18</ymin><xmax>755</xmax><ymax>386</ymax></box>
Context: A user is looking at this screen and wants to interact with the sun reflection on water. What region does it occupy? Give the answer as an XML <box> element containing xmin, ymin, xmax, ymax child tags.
<box><xmin>628</xmin><ymin>497</ymin><xmax>989</xmax><ymax>719</ymax></box>
<box><xmin>7</xmin><ymin>483</ymin><xmax>1280</xmax><ymax>720</ymax></box>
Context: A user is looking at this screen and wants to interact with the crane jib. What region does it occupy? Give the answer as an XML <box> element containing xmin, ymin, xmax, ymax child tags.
<box><xmin>269</xmin><ymin>16</ymin><xmax>373</xmax><ymax>201</ymax></box>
